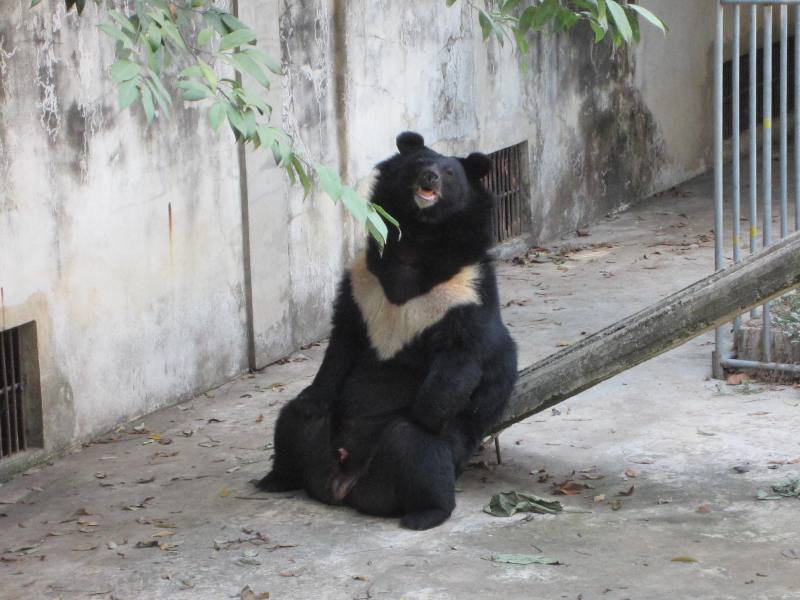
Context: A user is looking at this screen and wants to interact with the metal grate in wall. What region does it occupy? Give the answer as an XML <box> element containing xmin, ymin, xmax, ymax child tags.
<box><xmin>483</xmin><ymin>142</ymin><xmax>530</xmax><ymax>244</ymax></box>
<box><xmin>1</xmin><ymin>326</ymin><xmax>27</xmax><ymax>459</ymax></box>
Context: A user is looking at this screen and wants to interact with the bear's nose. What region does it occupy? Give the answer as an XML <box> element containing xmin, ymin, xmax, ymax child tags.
<box><xmin>418</xmin><ymin>168</ymin><xmax>440</xmax><ymax>189</ymax></box>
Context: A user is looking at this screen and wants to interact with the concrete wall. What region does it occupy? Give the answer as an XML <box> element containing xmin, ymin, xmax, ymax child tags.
<box><xmin>0</xmin><ymin>0</ymin><xmax>718</xmax><ymax>465</ymax></box>
<box><xmin>0</xmin><ymin>2</ymin><xmax>247</xmax><ymax>463</ymax></box>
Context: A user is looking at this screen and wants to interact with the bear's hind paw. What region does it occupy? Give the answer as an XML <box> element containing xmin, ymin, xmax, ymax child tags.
<box><xmin>400</xmin><ymin>508</ymin><xmax>451</xmax><ymax>530</ymax></box>
<box><xmin>254</xmin><ymin>471</ymin><xmax>302</xmax><ymax>492</ymax></box>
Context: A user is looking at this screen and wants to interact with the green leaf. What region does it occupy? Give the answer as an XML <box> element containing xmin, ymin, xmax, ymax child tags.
<box><xmin>371</xmin><ymin>203</ymin><xmax>400</xmax><ymax>235</ymax></box>
<box><xmin>227</xmin><ymin>52</ymin><xmax>269</xmax><ymax>87</ymax></box>
<box><xmin>477</xmin><ymin>10</ymin><xmax>494</xmax><ymax>42</ymax></box>
<box><xmin>118</xmin><ymin>79</ymin><xmax>140</xmax><ymax>109</ymax></box>
<box><xmin>491</xmin><ymin>554</ymin><xmax>561</xmax><ymax>566</ymax></box>
<box><xmin>531</xmin><ymin>0</ymin><xmax>559</xmax><ymax>31</ymax></box>
<box><xmin>670</xmin><ymin>556</ymin><xmax>698</xmax><ymax>564</ymax></box>
<box><xmin>191</xmin><ymin>0</ymin><xmax>209</xmax><ymax>7</ymax></box>
<box><xmin>314</xmin><ymin>163</ymin><xmax>342</xmax><ymax>201</ymax></box>
<box><xmin>144</xmin><ymin>77</ymin><xmax>171</xmax><ymax>117</ymax></box>
<box><xmin>366</xmin><ymin>211</ymin><xmax>387</xmax><ymax>249</ymax></box>
<box><xmin>197</xmin><ymin>27</ymin><xmax>214</xmax><ymax>47</ymax></box>
<box><xmin>141</xmin><ymin>84</ymin><xmax>155</xmax><ymax>123</ymax></box>
<box><xmin>146</xmin><ymin>69</ymin><xmax>172</xmax><ymax>106</ymax></box>
<box><xmin>501</xmin><ymin>0</ymin><xmax>522</xmax><ymax>13</ymax></box>
<box><xmin>180</xmin><ymin>65</ymin><xmax>204</xmax><ymax>79</ymax></box>
<box><xmin>445</xmin><ymin>0</ymin><xmax>458</xmax><ymax>6</ymax></box>
<box><xmin>221</xmin><ymin>13</ymin><xmax>249</xmax><ymax>32</ymax></box>
<box><xmin>204</xmin><ymin>11</ymin><xmax>228</xmax><ymax>36</ymax></box>
<box><xmin>219</xmin><ymin>29</ymin><xmax>257</xmax><ymax>52</ymax></box>
<box><xmin>606</xmin><ymin>0</ymin><xmax>632</xmax><ymax>43</ymax></box>
<box><xmin>513</xmin><ymin>27</ymin><xmax>529</xmax><ymax>55</ymax></box>
<box><xmin>176</xmin><ymin>80</ymin><xmax>211</xmax><ymax>101</ymax></box>
<box><xmin>340</xmin><ymin>186</ymin><xmax>370</xmax><ymax>224</ymax></box>
<box><xmin>111</xmin><ymin>59</ymin><xmax>139</xmax><ymax>83</ymax></box>
<box><xmin>588</xmin><ymin>19</ymin><xmax>605</xmax><ymax>42</ymax></box>
<box><xmin>30</xmin><ymin>0</ymin><xmax>43</xmax><ymax>7</ymax></box>
<box><xmin>146</xmin><ymin>23</ymin><xmax>162</xmax><ymax>51</ymax></box>
<box><xmin>625</xmin><ymin>3</ymin><xmax>667</xmax><ymax>35</ymax></box>
<box><xmin>108</xmin><ymin>10</ymin><xmax>137</xmax><ymax>34</ymax></box>
<box><xmin>366</xmin><ymin>207</ymin><xmax>389</xmax><ymax>243</ymax></box>
<box><xmin>291</xmin><ymin>156</ymin><xmax>312</xmax><ymax>197</ymax></box>
<box><xmin>484</xmin><ymin>491</ymin><xmax>563</xmax><ymax>517</ymax></box>
<box><xmin>98</xmin><ymin>24</ymin><xmax>134</xmax><ymax>50</ymax></box>
<box><xmin>243</xmin><ymin>47</ymin><xmax>282</xmax><ymax>76</ymax></box>
<box><xmin>225</xmin><ymin>105</ymin><xmax>248</xmax><ymax>137</ymax></box>
<box><xmin>208</xmin><ymin>101</ymin><xmax>226</xmax><ymax>132</ymax></box>
<box><xmin>197</xmin><ymin>58</ymin><xmax>218</xmax><ymax>89</ymax></box>
<box><xmin>518</xmin><ymin>6</ymin><xmax>536</xmax><ymax>33</ymax></box>
<box><xmin>160</xmin><ymin>20</ymin><xmax>188</xmax><ymax>51</ymax></box>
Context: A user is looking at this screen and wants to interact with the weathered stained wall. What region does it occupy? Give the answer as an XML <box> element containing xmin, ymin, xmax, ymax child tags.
<box><xmin>0</xmin><ymin>2</ymin><xmax>247</xmax><ymax>462</ymax></box>
<box><xmin>0</xmin><ymin>0</ymin><xmax>717</xmax><ymax>464</ymax></box>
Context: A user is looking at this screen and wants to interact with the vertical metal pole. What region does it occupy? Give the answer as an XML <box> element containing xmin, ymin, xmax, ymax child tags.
<box><xmin>713</xmin><ymin>2</ymin><xmax>724</xmax><ymax>379</ymax></box>
<box><xmin>732</xmin><ymin>5</ymin><xmax>742</xmax><ymax>335</ymax></box>
<box><xmin>7</xmin><ymin>330</ymin><xmax>19</xmax><ymax>452</ymax></box>
<box><xmin>796</xmin><ymin>5</ymin><xmax>800</xmax><ymax>232</ymax></box>
<box><xmin>780</xmin><ymin>5</ymin><xmax>789</xmax><ymax>239</ymax></box>
<box><xmin>749</xmin><ymin>5</ymin><xmax>758</xmax><ymax>319</ymax></box>
<box><xmin>763</xmin><ymin>5</ymin><xmax>773</xmax><ymax>363</ymax></box>
<box><xmin>0</xmin><ymin>331</ymin><xmax>10</xmax><ymax>457</ymax></box>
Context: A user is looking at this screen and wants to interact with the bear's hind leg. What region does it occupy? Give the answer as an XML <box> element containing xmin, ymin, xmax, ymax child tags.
<box><xmin>348</xmin><ymin>419</ymin><xmax>456</xmax><ymax>530</ymax></box>
<box><xmin>256</xmin><ymin>397</ymin><xmax>329</xmax><ymax>493</ymax></box>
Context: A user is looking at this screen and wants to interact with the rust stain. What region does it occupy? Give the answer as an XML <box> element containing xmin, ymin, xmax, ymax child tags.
<box><xmin>168</xmin><ymin>202</ymin><xmax>173</xmax><ymax>266</ymax></box>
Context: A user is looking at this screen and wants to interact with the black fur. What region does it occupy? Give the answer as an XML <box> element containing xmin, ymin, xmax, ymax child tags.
<box><xmin>257</xmin><ymin>132</ymin><xmax>517</xmax><ymax>529</ymax></box>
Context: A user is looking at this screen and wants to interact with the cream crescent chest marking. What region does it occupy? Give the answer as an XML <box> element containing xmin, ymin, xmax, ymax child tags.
<box><xmin>349</xmin><ymin>253</ymin><xmax>482</xmax><ymax>361</ymax></box>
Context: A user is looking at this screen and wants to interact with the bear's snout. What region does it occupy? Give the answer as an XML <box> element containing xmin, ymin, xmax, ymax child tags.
<box><xmin>417</xmin><ymin>167</ymin><xmax>440</xmax><ymax>190</ymax></box>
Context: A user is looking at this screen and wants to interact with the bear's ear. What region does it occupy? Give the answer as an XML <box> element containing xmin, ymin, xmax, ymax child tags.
<box><xmin>460</xmin><ymin>152</ymin><xmax>492</xmax><ymax>180</ymax></box>
<box><xmin>396</xmin><ymin>131</ymin><xmax>425</xmax><ymax>154</ymax></box>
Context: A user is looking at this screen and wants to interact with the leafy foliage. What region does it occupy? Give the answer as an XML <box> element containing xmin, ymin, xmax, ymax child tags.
<box><xmin>34</xmin><ymin>0</ymin><xmax>666</xmax><ymax>249</ymax></box>
<box><xmin>457</xmin><ymin>0</ymin><xmax>666</xmax><ymax>70</ymax></box>
<box><xmin>34</xmin><ymin>0</ymin><xmax>396</xmax><ymax>249</ymax></box>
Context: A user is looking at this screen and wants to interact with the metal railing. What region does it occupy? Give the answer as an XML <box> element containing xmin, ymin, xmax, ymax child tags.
<box><xmin>0</xmin><ymin>326</ymin><xmax>26</xmax><ymax>458</ymax></box>
<box><xmin>714</xmin><ymin>0</ymin><xmax>800</xmax><ymax>377</ymax></box>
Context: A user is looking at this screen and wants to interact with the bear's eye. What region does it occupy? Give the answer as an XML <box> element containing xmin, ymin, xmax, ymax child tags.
<box><xmin>444</xmin><ymin>168</ymin><xmax>455</xmax><ymax>177</ymax></box>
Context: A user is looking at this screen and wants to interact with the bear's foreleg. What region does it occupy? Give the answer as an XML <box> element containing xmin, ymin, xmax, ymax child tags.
<box><xmin>411</xmin><ymin>353</ymin><xmax>482</xmax><ymax>433</ymax></box>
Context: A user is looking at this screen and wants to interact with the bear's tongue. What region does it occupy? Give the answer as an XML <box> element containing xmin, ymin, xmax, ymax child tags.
<box><xmin>416</xmin><ymin>187</ymin><xmax>437</xmax><ymax>201</ymax></box>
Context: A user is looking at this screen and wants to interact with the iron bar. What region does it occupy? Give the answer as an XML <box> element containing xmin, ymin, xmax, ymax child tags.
<box><xmin>796</xmin><ymin>5</ymin><xmax>800</xmax><ymax>231</ymax></box>
<box><xmin>714</xmin><ymin>3</ymin><xmax>725</xmax><ymax>377</ymax></box>
<box><xmin>780</xmin><ymin>5</ymin><xmax>789</xmax><ymax>238</ymax></box>
<box><xmin>721</xmin><ymin>357</ymin><xmax>800</xmax><ymax>373</ymax></box>
<box><xmin>0</xmin><ymin>330</ymin><xmax>10</xmax><ymax>457</ymax></box>
<box><xmin>763</xmin><ymin>5</ymin><xmax>774</xmax><ymax>363</ymax></box>
<box><xmin>750</xmin><ymin>5</ymin><xmax>759</xmax><ymax>318</ymax></box>
<box><xmin>733</xmin><ymin>5</ymin><xmax>743</xmax><ymax>334</ymax></box>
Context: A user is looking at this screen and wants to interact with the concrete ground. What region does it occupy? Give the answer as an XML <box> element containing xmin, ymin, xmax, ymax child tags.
<box><xmin>2</xmin><ymin>170</ymin><xmax>799</xmax><ymax>600</ymax></box>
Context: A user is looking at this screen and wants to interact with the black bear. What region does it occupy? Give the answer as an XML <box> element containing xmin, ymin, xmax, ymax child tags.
<box><xmin>257</xmin><ymin>131</ymin><xmax>518</xmax><ymax>530</ymax></box>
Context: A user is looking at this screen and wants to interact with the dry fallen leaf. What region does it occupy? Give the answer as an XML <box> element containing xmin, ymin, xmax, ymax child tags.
<box><xmin>696</xmin><ymin>505</ymin><xmax>710</xmax><ymax>514</ymax></box>
<box><xmin>624</xmin><ymin>468</ymin><xmax>640</xmax><ymax>479</ymax></box>
<box><xmin>255</xmin><ymin>415</ymin><xmax>264</xmax><ymax>424</ymax></box>
<box><xmin>593</xmin><ymin>494</ymin><xmax>606</xmax><ymax>503</ymax></box>
<box><xmin>152</xmin><ymin>530</ymin><xmax>176</xmax><ymax>538</ymax></box>
<box><xmin>618</xmin><ymin>486</ymin><xmax>635</xmax><ymax>497</ymax></box>
<box><xmin>240</xmin><ymin>586</ymin><xmax>270</xmax><ymax>600</ymax></box>
<box><xmin>726</xmin><ymin>373</ymin><xmax>748</xmax><ymax>386</ymax></box>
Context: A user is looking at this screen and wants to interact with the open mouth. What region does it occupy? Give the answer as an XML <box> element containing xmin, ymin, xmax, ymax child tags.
<box><xmin>414</xmin><ymin>186</ymin><xmax>439</xmax><ymax>209</ymax></box>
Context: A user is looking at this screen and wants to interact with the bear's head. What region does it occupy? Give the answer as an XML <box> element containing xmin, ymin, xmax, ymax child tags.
<box><xmin>371</xmin><ymin>131</ymin><xmax>494</xmax><ymax>230</ymax></box>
